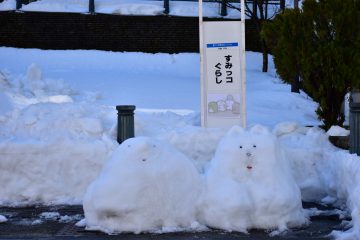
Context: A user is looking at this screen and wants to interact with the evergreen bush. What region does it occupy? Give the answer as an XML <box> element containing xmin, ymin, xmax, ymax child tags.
<box><xmin>262</xmin><ymin>0</ymin><xmax>360</xmax><ymax>129</ymax></box>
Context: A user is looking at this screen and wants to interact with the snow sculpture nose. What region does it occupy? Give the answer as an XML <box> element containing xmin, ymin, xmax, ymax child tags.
<box><xmin>246</xmin><ymin>152</ymin><xmax>252</xmax><ymax>157</ymax></box>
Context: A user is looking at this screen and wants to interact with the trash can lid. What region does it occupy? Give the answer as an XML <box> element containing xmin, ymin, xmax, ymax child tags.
<box><xmin>116</xmin><ymin>105</ymin><xmax>136</xmax><ymax>111</ymax></box>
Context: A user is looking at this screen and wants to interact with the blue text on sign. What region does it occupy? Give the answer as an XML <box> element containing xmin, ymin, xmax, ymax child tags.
<box><xmin>207</xmin><ymin>42</ymin><xmax>239</xmax><ymax>48</ymax></box>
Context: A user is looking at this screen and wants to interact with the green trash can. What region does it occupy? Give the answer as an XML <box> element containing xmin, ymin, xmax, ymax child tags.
<box><xmin>350</xmin><ymin>91</ymin><xmax>360</xmax><ymax>155</ymax></box>
<box><xmin>116</xmin><ymin>105</ymin><xmax>136</xmax><ymax>144</ymax></box>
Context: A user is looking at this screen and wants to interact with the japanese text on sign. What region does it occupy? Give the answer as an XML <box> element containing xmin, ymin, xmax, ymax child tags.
<box><xmin>215</xmin><ymin>55</ymin><xmax>233</xmax><ymax>84</ymax></box>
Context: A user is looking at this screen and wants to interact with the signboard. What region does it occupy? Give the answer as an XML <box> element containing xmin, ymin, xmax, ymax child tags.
<box><xmin>199</xmin><ymin>1</ymin><xmax>246</xmax><ymax>128</ymax></box>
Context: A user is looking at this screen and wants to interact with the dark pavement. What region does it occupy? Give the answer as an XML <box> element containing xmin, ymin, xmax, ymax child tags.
<box><xmin>0</xmin><ymin>202</ymin><xmax>347</xmax><ymax>240</ymax></box>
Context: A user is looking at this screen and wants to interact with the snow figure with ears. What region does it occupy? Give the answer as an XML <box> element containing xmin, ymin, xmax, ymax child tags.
<box><xmin>83</xmin><ymin>136</ymin><xmax>203</xmax><ymax>234</ymax></box>
<box><xmin>201</xmin><ymin>125</ymin><xmax>308</xmax><ymax>233</ymax></box>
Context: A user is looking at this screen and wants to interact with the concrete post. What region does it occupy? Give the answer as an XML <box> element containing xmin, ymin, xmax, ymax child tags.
<box><xmin>89</xmin><ymin>0</ymin><xmax>95</xmax><ymax>14</ymax></box>
<box><xmin>16</xmin><ymin>0</ymin><xmax>22</xmax><ymax>10</ymax></box>
<box><xmin>164</xmin><ymin>0</ymin><xmax>169</xmax><ymax>14</ymax></box>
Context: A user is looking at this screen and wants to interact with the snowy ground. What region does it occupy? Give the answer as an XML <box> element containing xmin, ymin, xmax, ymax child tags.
<box><xmin>0</xmin><ymin>0</ymin><xmax>296</xmax><ymax>17</ymax></box>
<box><xmin>0</xmin><ymin>47</ymin><xmax>359</xmax><ymax>239</ymax></box>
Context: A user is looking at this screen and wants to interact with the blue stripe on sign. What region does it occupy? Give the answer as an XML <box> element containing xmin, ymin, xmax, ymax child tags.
<box><xmin>206</xmin><ymin>42</ymin><xmax>239</xmax><ymax>48</ymax></box>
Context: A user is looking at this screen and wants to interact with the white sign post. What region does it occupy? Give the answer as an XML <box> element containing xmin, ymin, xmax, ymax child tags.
<box><xmin>199</xmin><ymin>0</ymin><xmax>246</xmax><ymax>128</ymax></box>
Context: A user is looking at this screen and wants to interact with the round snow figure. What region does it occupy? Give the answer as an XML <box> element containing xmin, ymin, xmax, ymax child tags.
<box><xmin>201</xmin><ymin>125</ymin><xmax>308</xmax><ymax>233</ymax></box>
<box><xmin>83</xmin><ymin>137</ymin><xmax>203</xmax><ymax>234</ymax></box>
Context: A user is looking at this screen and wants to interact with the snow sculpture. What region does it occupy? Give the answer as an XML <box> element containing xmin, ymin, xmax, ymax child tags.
<box><xmin>201</xmin><ymin>125</ymin><xmax>308</xmax><ymax>233</ymax></box>
<box><xmin>83</xmin><ymin>136</ymin><xmax>203</xmax><ymax>234</ymax></box>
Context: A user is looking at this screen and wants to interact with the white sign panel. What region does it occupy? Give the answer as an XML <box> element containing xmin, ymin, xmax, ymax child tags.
<box><xmin>200</xmin><ymin>20</ymin><xmax>246</xmax><ymax>128</ymax></box>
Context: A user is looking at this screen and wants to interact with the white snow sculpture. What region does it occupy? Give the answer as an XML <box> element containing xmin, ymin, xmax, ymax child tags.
<box><xmin>201</xmin><ymin>125</ymin><xmax>308</xmax><ymax>233</ymax></box>
<box><xmin>83</xmin><ymin>136</ymin><xmax>203</xmax><ymax>234</ymax></box>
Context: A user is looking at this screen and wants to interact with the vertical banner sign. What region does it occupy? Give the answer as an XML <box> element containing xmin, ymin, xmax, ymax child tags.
<box><xmin>199</xmin><ymin>0</ymin><xmax>246</xmax><ymax>128</ymax></box>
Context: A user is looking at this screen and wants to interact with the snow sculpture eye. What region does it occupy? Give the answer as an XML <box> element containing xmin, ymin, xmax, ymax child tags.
<box><xmin>142</xmin><ymin>158</ymin><xmax>147</xmax><ymax>162</ymax></box>
<box><xmin>253</xmin><ymin>145</ymin><xmax>256</xmax><ymax>148</ymax></box>
<box><xmin>239</xmin><ymin>146</ymin><xmax>243</xmax><ymax>149</ymax></box>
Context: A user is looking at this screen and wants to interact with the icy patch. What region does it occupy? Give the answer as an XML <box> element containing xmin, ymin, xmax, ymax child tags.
<box><xmin>39</xmin><ymin>212</ymin><xmax>60</xmax><ymax>221</ymax></box>
<box><xmin>59</xmin><ymin>214</ymin><xmax>83</xmax><ymax>223</ymax></box>
<box><xmin>201</xmin><ymin>125</ymin><xmax>308</xmax><ymax>232</ymax></box>
<box><xmin>83</xmin><ymin>136</ymin><xmax>203</xmax><ymax>234</ymax></box>
<box><xmin>31</xmin><ymin>219</ymin><xmax>43</xmax><ymax>225</ymax></box>
<box><xmin>76</xmin><ymin>218</ymin><xmax>86</xmax><ymax>227</ymax></box>
<box><xmin>0</xmin><ymin>215</ymin><xmax>7</xmax><ymax>223</ymax></box>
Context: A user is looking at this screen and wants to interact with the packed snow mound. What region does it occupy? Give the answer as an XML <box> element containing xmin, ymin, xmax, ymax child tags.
<box><xmin>201</xmin><ymin>125</ymin><xmax>308</xmax><ymax>233</ymax></box>
<box><xmin>83</xmin><ymin>136</ymin><xmax>204</xmax><ymax>234</ymax></box>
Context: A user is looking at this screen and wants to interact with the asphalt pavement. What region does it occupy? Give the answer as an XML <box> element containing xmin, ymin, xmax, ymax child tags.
<box><xmin>0</xmin><ymin>202</ymin><xmax>347</xmax><ymax>240</ymax></box>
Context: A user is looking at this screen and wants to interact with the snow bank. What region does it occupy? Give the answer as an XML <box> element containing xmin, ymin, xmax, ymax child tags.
<box><xmin>201</xmin><ymin>126</ymin><xmax>308</xmax><ymax>233</ymax></box>
<box><xmin>83</xmin><ymin>137</ymin><xmax>203</xmax><ymax>234</ymax></box>
<box><xmin>0</xmin><ymin>0</ymin><xmax>297</xmax><ymax>17</ymax></box>
<box><xmin>0</xmin><ymin>66</ymin><xmax>117</xmax><ymax>205</ymax></box>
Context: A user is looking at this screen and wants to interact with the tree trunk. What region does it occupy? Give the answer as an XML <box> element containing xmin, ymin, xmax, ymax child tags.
<box><xmin>252</xmin><ymin>0</ymin><xmax>258</xmax><ymax>19</ymax></box>
<box><xmin>280</xmin><ymin>0</ymin><xmax>285</xmax><ymax>12</ymax></box>
<box><xmin>291</xmin><ymin>75</ymin><xmax>300</xmax><ymax>93</ymax></box>
<box><xmin>262</xmin><ymin>39</ymin><xmax>268</xmax><ymax>72</ymax></box>
<box><xmin>294</xmin><ymin>0</ymin><xmax>299</xmax><ymax>9</ymax></box>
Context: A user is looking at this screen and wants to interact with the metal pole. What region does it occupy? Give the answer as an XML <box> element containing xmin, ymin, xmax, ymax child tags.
<box><xmin>89</xmin><ymin>0</ymin><xmax>95</xmax><ymax>14</ymax></box>
<box><xmin>164</xmin><ymin>0</ymin><xmax>169</xmax><ymax>14</ymax></box>
<box><xmin>116</xmin><ymin>105</ymin><xmax>136</xmax><ymax>144</ymax></box>
<box><xmin>241</xmin><ymin>0</ymin><xmax>247</xmax><ymax>128</ymax></box>
<box><xmin>220</xmin><ymin>0</ymin><xmax>227</xmax><ymax>16</ymax></box>
<box><xmin>16</xmin><ymin>0</ymin><xmax>22</xmax><ymax>10</ymax></box>
<box><xmin>199</xmin><ymin>0</ymin><xmax>206</xmax><ymax>127</ymax></box>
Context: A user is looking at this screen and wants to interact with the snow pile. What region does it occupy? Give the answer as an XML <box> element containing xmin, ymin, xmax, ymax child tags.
<box><xmin>327</xmin><ymin>126</ymin><xmax>350</xmax><ymax>137</ymax></box>
<box><xmin>327</xmin><ymin>152</ymin><xmax>360</xmax><ymax>239</ymax></box>
<box><xmin>83</xmin><ymin>137</ymin><xmax>203</xmax><ymax>234</ymax></box>
<box><xmin>102</xmin><ymin>0</ymin><xmax>164</xmax><ymax>15</ymax></box>
<box><xmin>274</xmin><ymin>123</ymin><xmax>360</xmax><ymax>239</ymax></box>
<box><xmin>0</xmin><ymin>0</ymin><xmax>15</xmax><ymax>11</ymax></box>
<box><xmin>159</xmin><ymin>126</ymin><xmax>225</xmax><ymax>173</ymax></box>
<box><xmin>0</xmin><ymin>65</ymin><xmax>117</xmax><ymax>205</ymax></box>
<box><xmin>0</xmin><ymin>215</ymin><xmax>7</xmax><ymax>223</ymax></box>
<box><xmin>276</xmin><ymin>124</ymin><xmax>330</xmax><ymax>202</ymax></box>
<box><xmin>201</xmin><ymin>125</ymin><xmax>308</xmax><ymax>233</ymax></box>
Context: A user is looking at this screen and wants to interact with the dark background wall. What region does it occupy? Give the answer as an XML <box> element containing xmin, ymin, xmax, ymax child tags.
<box><xmin>0</xmin><ymin>11</ymin><xmax>262</xmax><ymax>53</ymax></box>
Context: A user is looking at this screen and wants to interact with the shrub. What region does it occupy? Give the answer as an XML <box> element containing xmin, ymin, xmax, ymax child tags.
<box><xmin>262</xmin><ymin>0</ymin><xmax>360</xmax><ymax>129</ymax></box>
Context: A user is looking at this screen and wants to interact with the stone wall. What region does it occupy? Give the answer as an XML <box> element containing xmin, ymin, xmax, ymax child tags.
<box><xmin>0</xmin><ymin>11</ymin><xmax>262</xmax><ymax>53</ymax></box>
